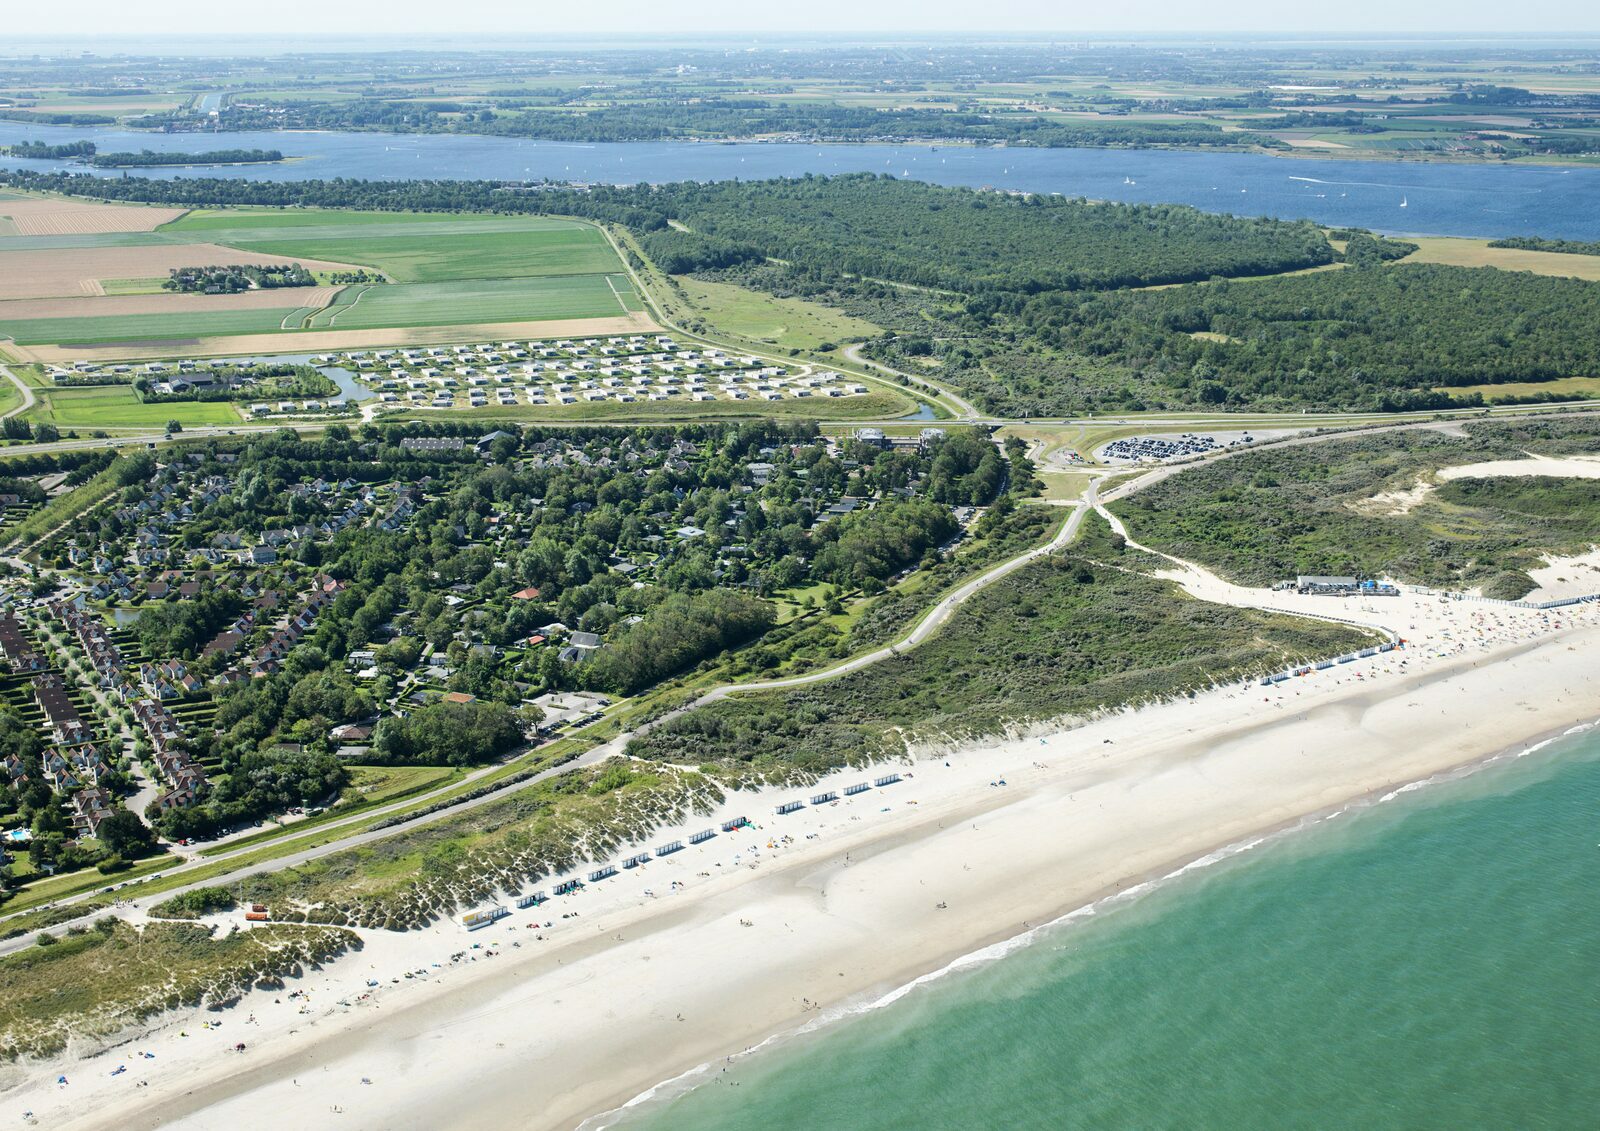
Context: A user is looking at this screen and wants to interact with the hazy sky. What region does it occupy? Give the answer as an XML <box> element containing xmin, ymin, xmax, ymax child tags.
<box><xmin>9</xmin><ymin>1</ymin><xmax>1600</xmax><ymax>38</ymax></box>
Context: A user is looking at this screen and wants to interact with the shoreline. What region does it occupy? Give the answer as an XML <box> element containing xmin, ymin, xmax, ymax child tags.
<box><xmin>592</xmin><ymin>709</ymin><xmax>1600</xmax><ymax>1129</ymax></box>
<box><xmin>7</xmin><ymin>593</ymin><xmax>1600</xmax><ymax>1130</ymax></box>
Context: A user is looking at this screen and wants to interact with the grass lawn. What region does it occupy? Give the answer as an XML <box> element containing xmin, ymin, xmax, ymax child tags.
<box><xmin>342</xmin><ymin>764</ymin><xmax>461</xmax><ymax>806</ymax></box>
<box><xmin>0</xmin><ymin>852</ymin><xmax>174</xmax><ymax>918</ymax></box>
<box><xmin>26</xmin><ymin>385</ymin><xmax>241</xmax><ymax>428</ymax></box>
<box><xmin>1035</xmin><ymin>469</ymin><xmax>1097</xmax><ymax>502</ymax></box>
<box><xmin>673</xmin><ymin>274</ymin><xmax>883</xmax><ymax>351</ymax></box>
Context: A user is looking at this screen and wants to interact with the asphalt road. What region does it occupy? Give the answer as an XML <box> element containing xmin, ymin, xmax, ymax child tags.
<box><xmin>0</xmin><ymin>364</ymin><xmax>36</xmax><ymax>421</ymax></box>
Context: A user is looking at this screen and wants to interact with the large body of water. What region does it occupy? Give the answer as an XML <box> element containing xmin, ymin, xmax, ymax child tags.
<box><xmin>620</xmin><ymin>725</ymin><xmax>1600</xmax><ymax>1131</ymax></box>
<box><xmin>2</xmin><ymin>121</ymin><xmax>1599</xmax><ymax>241</ymax></box>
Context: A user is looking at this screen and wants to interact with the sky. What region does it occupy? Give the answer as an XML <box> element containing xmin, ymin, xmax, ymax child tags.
<box><xmin>6</xmin><ymin>1</ymin><xmax>1599</xmax><ymax>39</ymax></box>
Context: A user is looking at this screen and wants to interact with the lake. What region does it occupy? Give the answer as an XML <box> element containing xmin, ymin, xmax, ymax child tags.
<box><xmin>3</xmin><ymin>122</ymin><xmax>1598</xmax><ymax>241</ymax></box>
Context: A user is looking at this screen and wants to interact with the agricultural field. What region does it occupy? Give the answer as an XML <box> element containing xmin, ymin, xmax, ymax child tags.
<box><xmin>301</xmin><ymin>275</ymin><xmax>633</xmax><ymax>331</ymax></box>
<box><xmin>0</xmin><ymin>195</ymin><xmax>652</xmax><ymax>359</ymax></box>
<box><xmin>165</xmin><ymin>211</ymin><xmax>622</xmax><ymax>282</ymax></box>
<box><xmin>1399</xmin><ymin>237</ymin><xmax>1600</xmax><ymax>281</ymax></box>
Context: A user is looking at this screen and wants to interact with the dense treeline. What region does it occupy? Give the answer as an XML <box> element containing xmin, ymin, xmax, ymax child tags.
<box><xmin>1487</xmin><ymin>235</ymin><xmax>1600</xmax><ymax>257</ymax></box>
<box><xmin>371</xmin><ymin>699</ymin><xmax>524</xmax><ymax>766</ymax></box>
<box><xmin>583</xmin><ymin>590</ymin><xmax>775</xmax><ymax>696</ymax></box>
<box><xmin>134</xmin><ymin>590</ymin><xmax>244</xmax><ymax>658</ymax></box>
<box><xmin>618</xmin><ymin>176</ymin><xmax>1336</xmax><ymax>293</ymax></box>
<box><xmin>810</xmin><ymin>498</ymin><xmax>959</xmax><ymax>585</ymax></box>
<box><xmin>2</xmin><ymin>139</ymin><xmax>96</xmax><ymax>159</ymax></box>
<box><xmin>90</xmin><ymin>148</ymin><xmax>284</xmax><ymax>167</ymax></box>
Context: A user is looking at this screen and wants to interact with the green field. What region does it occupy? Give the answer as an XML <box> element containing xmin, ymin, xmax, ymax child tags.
<box><xmin>673</xmin><ymin>274</ymin><xmax>883</xmax><ymax>350</ymax></box>
<box><xmin>99</xmin><ymin>277</ymin><xmax>168</xmax><ymax>295</ymax></box>
<box><xmin>304</xmin><ymin>274</ymin><xmax>631</xmax><ymax>330</ymax></box>
<box><xmin>0</xmin><ymin>206</ymin><xmax>640</xmax><ymax>349</ymax></box>
<box><xmin>6</xmin><ymin>206</ymin><xmax>643</xmax><ymax>348</ymax></box>
<box><xmin>5</xmin><ymin>306</ymin><xmax>302</xmax><ymax>346</ymax></box>
<box><xmin>25</xmin><ymin>384</ymin><xmax>242</xmax><ymax>428</ymax></box>
<box><xmin>162</xmin><ymin>210</ymin><xmax>622</xmax><ymax>282</ymax></box>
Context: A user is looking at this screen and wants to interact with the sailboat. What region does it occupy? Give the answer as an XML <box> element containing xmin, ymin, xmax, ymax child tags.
<box><xmin>1400</xmin><ymin>196</ymin><xmax>1408</xmax><ymax>208</ymax></box>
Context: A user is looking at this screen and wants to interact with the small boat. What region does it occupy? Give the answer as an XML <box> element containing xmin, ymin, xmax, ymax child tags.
<box><xmin>1400</xmin><ymin>196</ymin><xmax>1408</xmax><ymax>208</ymax></box>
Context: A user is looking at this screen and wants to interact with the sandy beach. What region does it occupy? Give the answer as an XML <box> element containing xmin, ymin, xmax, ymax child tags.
<box><xmin>6</xmin><ymin>587</ymin><xmax>1600</xmax><ymax>1131</ymax></box>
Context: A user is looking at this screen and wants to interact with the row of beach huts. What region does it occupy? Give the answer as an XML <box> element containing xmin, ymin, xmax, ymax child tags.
<box><xmin>459</xmin><ymin>774</ymin><xmax>907</xmax><ymax>929</ymax></box>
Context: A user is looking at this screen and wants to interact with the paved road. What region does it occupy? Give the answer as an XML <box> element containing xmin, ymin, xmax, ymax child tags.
<box><xmin>0</xmin><ymin>364</ymin><xmax>36</xmax><ymax>421</ymax></box>
<box><xmin>839</xmin><ymin>342</ymin><xmax>979</xmax><ymax>420</ymax></box>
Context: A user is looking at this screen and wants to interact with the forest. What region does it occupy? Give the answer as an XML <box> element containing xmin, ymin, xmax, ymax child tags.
<box><xmin>1</xmin><ymin>139</ymin><xmax>96</xmax><ymax>159</ymax></box>
<box><xmin>1487</xmin><ymin>235</ymin><xmax>1600</xmax><ymax>257</ymax></box>
<box><xmin>1008</xmin><ymin>262</ymin><xmax>1600</xmax><ymax>410</ymax></box>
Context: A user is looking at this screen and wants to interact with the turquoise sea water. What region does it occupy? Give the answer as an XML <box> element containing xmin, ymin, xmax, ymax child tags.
<box><xmin>622</xmin><ymin>727</ymin><xmax>1600</xmax><ymax>1131</ymax></box>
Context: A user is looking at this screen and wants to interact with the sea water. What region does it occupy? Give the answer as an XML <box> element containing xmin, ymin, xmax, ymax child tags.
<box><xmin>619</xmin><ymin>726</ymin><xmax>1600</xmax><ymax>1130</ymax></box>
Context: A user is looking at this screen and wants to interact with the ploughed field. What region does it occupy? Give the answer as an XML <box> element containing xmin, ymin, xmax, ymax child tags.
<box><xmin>0</xmin><ymin>196</ymin><xmax>649</xmax><ymax>356</ymax></box>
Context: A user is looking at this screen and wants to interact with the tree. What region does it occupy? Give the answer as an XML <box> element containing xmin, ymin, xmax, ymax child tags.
<box><xmin>166</xmin><ymin>420</ymin><xmax>183</xmax><ymax>434</ymax></box>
